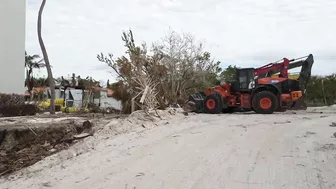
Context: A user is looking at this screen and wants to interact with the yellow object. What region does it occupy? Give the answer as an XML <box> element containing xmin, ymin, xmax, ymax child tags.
<box><xmin>271</xmin><ymin>73</ymin><xmax>299</xmax><ymax>80</ymax></box>
<box><xmin>38</xmin><ymin>100</ymin><xmax>50</xmax><ymax>109</ymax></box>
<box><xmin>38</xmin><ymin>98</ymin><xmax>64</xmax><ymax>109</ymax></box>
<box><xmin>55</xmin><ymin>98</ymin><xmax>64</xmax><ymax>106</ymax></box>
<box><xmin>61</xmin><ymin>107</ymin><xmax>90</xmax><ymax>113</ymax></box>
<box><xmin>38</xmin><ymin>98</ymin><xmax>90</xmax><ymax>113</ymax></box>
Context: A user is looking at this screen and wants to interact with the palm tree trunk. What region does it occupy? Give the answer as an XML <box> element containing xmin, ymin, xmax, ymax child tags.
<box><xmin>37</xmin><ymin>0</ymin><xmax>55</xmax><ymax>114</ymax></box>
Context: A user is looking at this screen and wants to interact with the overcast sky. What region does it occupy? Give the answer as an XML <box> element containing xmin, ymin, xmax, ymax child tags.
<box><xmin>26</xmin><ymin>0</ymin><xmax>336</xmax><ymax>82</ymax></box>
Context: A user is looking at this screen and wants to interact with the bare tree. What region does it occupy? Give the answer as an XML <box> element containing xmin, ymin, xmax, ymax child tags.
<box><xmin>98</xmin><ymin>29</ymin><xmax>166</xmax><ymax>113</ymax></box>
<box><xmin>151</xmin><ymin>29</ymin><xmax>221</xmax><ymax>103</ymax></box>
<box><xmin>98</xmin><ymin>29</ymin><xmax>222</xmax><ymax>113</ymax></box>
<box><xmin>37</xmin><ymin>0</ymin><xmax>55</xmax><ymax>114</ymax></box>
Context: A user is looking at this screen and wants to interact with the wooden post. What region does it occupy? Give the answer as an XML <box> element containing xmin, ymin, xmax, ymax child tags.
<box><xmin>321</xmin><ymin>79</ymin><xmax>327</xmax><ymax>105</ymax></box>
<box><xmin>140</xmin><ymin>86</ymin><xmax>149</xmax><ymax>104</ymax></box>
<box><xmin>131</xmin><ymin>90</ymin><xmax>143</xmax><ymax>113</ymax></box>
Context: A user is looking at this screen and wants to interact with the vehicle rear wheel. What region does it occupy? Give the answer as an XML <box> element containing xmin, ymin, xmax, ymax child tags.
<box><xmin>204</xmin><ymin>94</ymin><xmax>223</xmax><ymax>114</ymax></box>
<box><xmin>252</xmin><ymin>91</ymin><xmax>278</xmax><ymax>114</ymax></box>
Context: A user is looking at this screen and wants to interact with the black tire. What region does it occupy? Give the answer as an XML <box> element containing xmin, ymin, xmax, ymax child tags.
<box><xmin>252</xmin><ymin>91</ymin><xmax>278</xmax><ymax>114</ymax></box>
<box><xmin>275</xmin><ymin>107</ymin><xmax>287</xmax><ymax>112</ymax></box>
<box><xmin>204</xmin><ymin>94</ymin><xmax>223</xmax><ymax>114</ymax></box>
<box><xmin>222</xmin><ymin>107</ymin><xmax>235</xmax><ymax>114</ymax></box>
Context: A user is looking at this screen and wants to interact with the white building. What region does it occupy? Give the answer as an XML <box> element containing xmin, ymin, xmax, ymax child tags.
<box><xmin>0</xmin><ymin>0</ymin><xmax>26</xmax><ymax>94</ymax></box>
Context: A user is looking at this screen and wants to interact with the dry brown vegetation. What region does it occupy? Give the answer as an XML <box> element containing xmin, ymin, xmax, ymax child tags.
<box><xmin>0</xmin><ymin>94</ymin><xmax>38</xmax><ymax>117</ymax></box>
<box><xmin>0</xmin><ymin>119</ymin><xmax>94</xmax><ymax>176</ymax></box>
<box><xmin>97</xmin><ymin>29</ymin><xmax>222</xmax><ymax>113</ymax></box>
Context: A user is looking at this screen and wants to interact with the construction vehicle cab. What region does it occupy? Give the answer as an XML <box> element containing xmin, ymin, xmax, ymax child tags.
<box><xmin>231</xmin><ymin>68</ymin><xmax>255</xmax><ymax>92</ymax></box>
<box><xmin>187</xmin><ymin>54</ymin><xmax>314</xmax><ymax>114</ymax></box>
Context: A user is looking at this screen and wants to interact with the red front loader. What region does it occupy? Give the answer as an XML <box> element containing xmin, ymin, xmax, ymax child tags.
<box><xmin>187</xmin><ymin>54</ymin><xmax>314</xmax><ymax>114</ymax></box>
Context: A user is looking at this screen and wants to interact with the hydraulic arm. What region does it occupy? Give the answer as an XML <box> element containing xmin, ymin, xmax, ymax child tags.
<box><xmin>254</xmin><ymin>54</ymin><xmax>314</xmax><ymax>92</ymax></box>
<box><xmin>288</xmin><ymin>54</ymin><xmax>314</xmax><ymax>93</ymax></box>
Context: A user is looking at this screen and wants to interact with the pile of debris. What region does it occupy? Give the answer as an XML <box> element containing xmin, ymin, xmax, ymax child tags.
<box><xmin>0</xmin><ymin>118</ymin><xmax>93</xmax><ymax>176</ymax></box>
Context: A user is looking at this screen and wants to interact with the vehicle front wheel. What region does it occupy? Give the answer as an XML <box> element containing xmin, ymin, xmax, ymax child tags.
<box><xmin>252</xmin><ymin>91</ymin><xmax>278</xmax><ymax>114</ymax></box>
<box><xmin>204</xmin><ymin>94</ymin><xmax>223</xmax><ymax>114</ymax></box>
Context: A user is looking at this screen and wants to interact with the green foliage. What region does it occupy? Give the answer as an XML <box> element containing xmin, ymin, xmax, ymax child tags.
<box><xmin>54</xmin><ymin>73</ymin><xmax>100</xmax><ymax>89</ymax></box>
<box><xmin>189</xmin><ymin>52</ymin><xmax>222</xmax><ymax>91</ymax></box>
<box><xmin>305</xmin><ymin>74</ymin><xmax>336</xmax><ymax>106</ymax></box>
<box><xmin>25</xmin><ymin>51</ymin><xmax>45</xmax><ymax>94</ymax></box>
<box><xmin>34</xmin><ymin>77</ymin><xmax>49</xmax><ymax>87</ymax></box>
<box><xmin>220</xmin><ymin>65</ymin><xmax>237</xmax><ymax>83</ymax></box>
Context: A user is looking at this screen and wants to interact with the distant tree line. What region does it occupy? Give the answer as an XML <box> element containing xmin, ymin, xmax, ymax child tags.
<box><xmin>305</xmin><ymin>74</ymin><xmax>336</xmax><ymax>106</ymax></box>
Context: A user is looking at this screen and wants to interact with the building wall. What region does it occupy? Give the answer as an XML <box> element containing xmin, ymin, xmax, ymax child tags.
<box><xmin>0</xmin><ymin>0</ymin><xmax>26</xmax><ymax>94</ymax></box>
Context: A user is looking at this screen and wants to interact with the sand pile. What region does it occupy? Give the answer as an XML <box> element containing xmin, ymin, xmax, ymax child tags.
<box><xmin>98</xmin><ymin>108</ymin><xmax>185</xmax><ymax>135</ymax></box>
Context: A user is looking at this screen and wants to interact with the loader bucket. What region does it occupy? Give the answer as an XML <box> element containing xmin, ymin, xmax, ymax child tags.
<box><xmin>289</xmin><ymin>98</ymin><xmax>308</xmax><ymax>110</ymax></box>
<box><xmin>183</xmin><ymin>92</ymin><xmax>206</xmax><ymax>113</ymax></box>
<box><xmin>297</xmin><ymin>54</ymin><xmax>314</xmax><ymax>93</ymax></box>
<box><xmin>184</xmin><ymin>100</ymin><xmax>197</xmax><ymax>112</ymax></box>
<box><xmin>286</xmin><ymin>54</ymin><xmax>313</xmax><ymax>111</ymax></box>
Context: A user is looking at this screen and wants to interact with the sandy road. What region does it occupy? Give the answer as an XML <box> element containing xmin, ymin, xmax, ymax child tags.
<box><xmin>1</xmin><ymin>107</ymin><xmax>336</xmax><ymax>189</ymax></box>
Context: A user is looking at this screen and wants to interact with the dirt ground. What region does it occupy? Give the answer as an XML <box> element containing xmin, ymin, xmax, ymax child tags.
<box><xmin>1</xmin><ymin>106</ymin><xmax>336</xmax><ymax>189</ymax></box>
